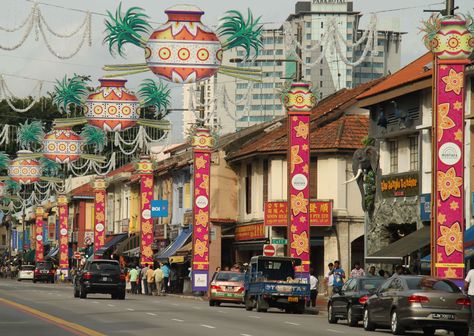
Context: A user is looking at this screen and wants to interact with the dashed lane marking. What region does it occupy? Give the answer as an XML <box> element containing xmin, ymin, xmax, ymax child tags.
<box><xmin>126</xmin><ymin>308</ymin><xmax>135</xmax><ymax>311</ymax></box>
<box><xmin>248</xmin><ymin>316</ymin><xmax>261</xmax><ymax>319</ymax></box>
<box><xmin>326</xmin><ymin>329</ymin><xmax>344</xmax><ymax>334</ymax></box>
<box><xmin>200</xmin><ymin>324</ymin><xmax>216</xmax><ymax>329</ymax></box>
<box><xmin>241</xmin><ymin>334</ymin><xmax>253</xmax><ymax>336</ymax></box>
<box><xmin>284</xmin><ymin>322</ymin><xmax>300</xmax><ymax>326</ymax></box>
<box><xmin>146</xmin><ymin>312</ymin><xmax>157</xmax><ymax>316</ymax></box>
<box><xmin>171</xmin><ymin>318</ymin><xmax>184</xmax><ymax>322</ymax></box>
<box><xmin>107</xmin><ymin>304</ymin><xmax>115</xmax><ymax>307</ymax></box>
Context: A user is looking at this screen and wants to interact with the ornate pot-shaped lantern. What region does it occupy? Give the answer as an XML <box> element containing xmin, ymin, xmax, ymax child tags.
<box><xmin>84</xmin><ymin>78</ymin><xmax>140</xmax><ymax>132</ymax></box>
<box><xmin>43</xmin><ymin>128</ymin><xmax>84</xmax><ymax>164</ymax></box>
<box><xmin>8</xmin><ymin>151</ymin><xmax>42</xmax><ymax>184</ymax></box>
<box><xmin>145</xmin><ymin>5</ymin><xmax>223</xmax><ymax>83</ymax></box>
<box><xmin>427</xmin><ymin>16</ymin><xmax>474</xmax><ymax>60</ymax></box>
<box><xmin>191</xmin><ymin>127</ymin><xmax>215</xmax><ymax>150</ymax></box>
<box><xmin>283</xmin><ymin>83</ymin><xmax>317</xmax><ymax>112</ymax></box>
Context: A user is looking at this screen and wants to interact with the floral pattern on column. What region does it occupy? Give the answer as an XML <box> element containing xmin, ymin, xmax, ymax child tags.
<box><xmin>35</xmin><ymin>207</ymin><xmax>45</xmax><ymax>263</ymax></box>
<box><xmin>57</xmin><ymin>195</ymin><xmax>69</xmax><ymax>271</ymax></box>
<box><xmin>93</xmin><ymin>177</ymin><xmax>106</xmax><ymax>258</ymax></box>
<box><xmin>137</xmin><ymin>156</ymin><xmax>154</xmax><ymax>267</ymax></box>
<box><xmin>191</xmin><ymin>127</ymin><xmax>214</xmax><ymax>291</ymax></box>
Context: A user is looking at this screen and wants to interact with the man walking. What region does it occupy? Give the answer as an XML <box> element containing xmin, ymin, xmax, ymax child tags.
<box><xmin>307</xmin><ymin>268</ymin><xmax>318</xmax><ymax>307</ymax></box>
<box><xmin>129</xmin><ymin>266</ymin><xmax>139</xmax><ymax>294</ymax></box>
<box><xmin>141</xmin><ymin>265</ymin><xmax>149</xmax><ymax>295</ymax></box>
<box><xmin>154</xmin><ymin>265</ymin><xmax>164</xmax><ymax>296</ymax></box>
<box><xmin>161</xmin><ymin>263</ymin><xmax>170</xmax><ymax>294</ymax></box>
<box><xmin>331</xmin><ymin>260</ymin><xmax>345</xmax><ymax>293</ymax></box>
<box><xmin>146</xmin><ymin>265</ymin><xmax>155</xmax><ymax>295</ymax></box>
<box><xmin>325</xmin><ymin>263</ymin><xmax>334</xmax><ymax>297</ymax></box>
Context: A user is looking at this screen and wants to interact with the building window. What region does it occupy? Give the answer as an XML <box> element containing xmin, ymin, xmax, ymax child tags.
<box><xmin>305</xmin><ymin>22</ymin><xmax>311</xmax><ymax>28</ymax></box>
<box><xmin>245</xmin><ymin>164</ymin><xmax>252</xmax><ymax>214</ymax></box>
<box><xmin>320</xmin><ymin>81</ymin><xmax>323</xmax><ymax>88</ymax></box>
<box><xmin>410</xmin><ymin>137</ymin><xmax>419</xmax><ymax>171</ymax></box>
<box><xmin>320</xmin><ymin>45</ymin><xmax>323</xmax><ymax>52</ymax></box>
<box><xmin>263</xmin><ymin>160</ymin><xmax>269</xmax><ymax>209</ymax></box>
<box><xmin>306</xmin><ymin>57</ymin><xmax>311</xmax><ymax>63</ymax></box>
<box><xmin>306</xmin><ymin>69</ymin><xmax>311</xmax><ymax>76</ymax></box>
<box><xmin>178</xmin><ymin>186</ymin><xmax>183</xmax><ymax>209</ymax></box>
<box><xmin>320</xmin><ymin>69</ymin><xmax>323</xmax><ymax>76</ymax></box>
<box><xmin>306</xmin><ymin>33</ymin><xmax>311</xmax><ymax>40</ymax></box>
<box><xmin>389</xmin><ymin>140</ymin><xmax>398</xmax><ymax>173</ymax></box>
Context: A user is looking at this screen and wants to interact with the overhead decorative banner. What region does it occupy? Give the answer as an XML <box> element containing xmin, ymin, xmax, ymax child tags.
<box><xmin>57</xmin><ymin>195</ymin><xmax>69</xmax><ymax>272</ymax></box>
<box><xmin>284</xmin><ymin>83</ymin><xmax>316</xmax><ymax>279</ymax></box>
<box><xmin>191</xmin><ymin>127</ymin><xmax>214</xmax><ymax>291</ymax></box>
<box><xmin>137</xmin><ymin>156</ymin><xmax>154</xmax><ymax>266</ymax></box>
<box><xmin>35</xmin><ymin>207</ymin><xmax>45</xmax><ymax>263</ymax></box>
<box><xmin>423</xmin><ymin>15</ymin><xmax>474</xmax><ymax>280</ymax></box>
<box><xmin>93</xmin><ymin>177</ymin><xmax>106</xmax><ymax>258</ymax></box>
<box><xmin>265</xmin><ymin>201</ymin><xmax>333</xmax><ymax>227</ymax></box>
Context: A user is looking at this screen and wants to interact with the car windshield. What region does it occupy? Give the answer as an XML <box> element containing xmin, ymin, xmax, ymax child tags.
<box><xmin>406</xmin><ymin>277</ymin><xmax>461</xmax><ymax>293</ymax></box>
<box><xmin>21</xmin><ymin>266</ymin><xmax>35</xmax><ymax>270</ymax></box>
<box><xmin>359</xmin><ymin>278</ymin><xmax>385</xmax><ymax>291</ymax></box>
<box><xmin>216</xmin><ymin>272</ymin><xmax>244</xmax><ymax>282</ymax></box>
<box><xmin>89</xmin><ymin>262</ymin><xmax>120</xmax><ymax>272</ymax></box>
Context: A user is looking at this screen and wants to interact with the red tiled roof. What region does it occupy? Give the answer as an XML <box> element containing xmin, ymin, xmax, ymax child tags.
<box><xmin>357</xmin><ymin>52</ymin><xmax>433</xmax><ymax>99</ymax></box>
<box><xmin>107</xmin><ymin>162</ymin><xmax>134</xmax><ymax>177</ymax></box>
<box><xmin>69</xmin><ymin>182</ymin><xmax>94</xmax><ymax>198</ymax></box>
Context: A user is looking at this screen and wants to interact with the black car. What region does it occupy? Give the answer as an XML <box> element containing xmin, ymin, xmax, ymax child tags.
<box><xmin>73</xmin><ymin>259</ymin><xmax>125</xmax><ymax>300</ymax></box>
<box><xmin>328</xmin><ymin>276</ymin><xmax>385</xmax><ymax>326</ymax></box>
<box><xmin>34</xmin><ymin>261</ymin><xmax>56</xmax><ymax>283</ymax></box>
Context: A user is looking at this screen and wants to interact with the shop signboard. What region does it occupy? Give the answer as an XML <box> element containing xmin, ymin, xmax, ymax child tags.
<box><xmin>235</xmin><ymin>223</ymin><xmax>265</xmax><ymax>241</ymax></box>
<box><xmin>264</xmin><ymin>200</ymin><xmax>333</xmax><ymax>227</ymax></box>
<box><xmin>151</xmin><ymin>200</ymin><xmax>169</xmax><ymax>218</ymax></box>
<box><xmin>380</xmin><ymin>172</ymin><xmax>419</xmax><ymax>198</ymax></box>
<box><xmin>420</xmin><ymin>193</ymin><xmax>431</xmax><ymax>222</ymax></box>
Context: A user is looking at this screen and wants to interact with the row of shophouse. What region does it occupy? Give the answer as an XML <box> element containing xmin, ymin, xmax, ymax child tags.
<box><xmin>4</xmin><ymin>51</ymin><xmax>474</xmax><ymax>280</ymax></box>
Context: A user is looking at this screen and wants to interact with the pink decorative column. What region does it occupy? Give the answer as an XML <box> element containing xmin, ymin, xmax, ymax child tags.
<box><xmin>191</xmin><ymin>127</ymin><xmax>214</xmax><ymax>291</ymax></box>
<box><xmin>424</xmin><ymin>16</ymin><xmax>474</xmax><ymax>280</ymax></box>
<box><xmin>35</xmin><ymin>207</ymin><xmax>45</xmax><ymax>263</ymax></box>
<box><xmin>137</xmin><ymin>156</ymin><xmax>154</xmax><ymax>267</ymax></box>
<box><xmin>57</xmin><ymin>195</ymin><xmax>69</xmax><ymax>272</ymax></box>
<box><xmin>284</xmin><ymin>83</ymin><xmax>316</xmax><ymax>280</ymax></box>
<box><xmin>93</xmin><ymin>177</ymin><xmax>106</xmax><ymax>258</ymax></box>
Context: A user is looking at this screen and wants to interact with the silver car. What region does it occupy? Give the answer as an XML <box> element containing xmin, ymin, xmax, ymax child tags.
<box><xmin>363</xmin><ymin>275</ymin><xmax>470</xmax><ymax>336</ymax></box>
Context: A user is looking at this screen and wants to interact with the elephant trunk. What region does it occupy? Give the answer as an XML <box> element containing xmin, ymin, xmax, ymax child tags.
<box><xmin>344</xmin><ymin>168</ymin><xmax>363</xmax><ymax>184</ymax></box>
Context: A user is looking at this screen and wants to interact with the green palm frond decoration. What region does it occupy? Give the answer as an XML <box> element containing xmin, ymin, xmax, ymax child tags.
<box><xmin>138</xmin><ymin>79</ymin><xmax>171</xmax><ymax>118</ymax></box>
<box><xmin>104</xmin><ymin>3</ymin><xmax>151</xmax><ymax>57</ymax></box>
<box><xmin>467</xmin><ymin>13</ymin><xmax>474</xmax><ymax>35</ymax></box>
<box><xmin>4</xmin><ymin>179</ymin><xmax>19</xmax><ymax>194</ymax></box>
<box><xmin>53</xmin><ymin>75</ymin><xmax>89</xmax><ymax>114</ymax></box>
<box><xmin>40</xmin><ymin>157</ymin><xmax>60</xmax><ymax>177</ymax></box>
<box><xmin>0</xmin><ymin>152</ymin><xmax>10</xmax><ymax>171</ymax></box>
<box><xmin>218</xmin><ymin>9</ymin><xmax>263</xmax><ymax>59</ymax></box>
<box><xmin>81</xmin><ymin>125</ymin><xmax>107</xmax><ymax>153</ymax></box>
<box><xmin>420</xmin><ymin>14</ymin><xmax>441</xmax><ymax>50</ymax></box>
<box><xmin>18</xmin><ymin>120</ymin><xmax>44</xmax><ymax>150</ymax></box>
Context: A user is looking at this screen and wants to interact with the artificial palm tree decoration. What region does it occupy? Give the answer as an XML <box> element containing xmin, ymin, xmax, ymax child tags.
<box><xmin>138</xmin><ymin>79</ymin><xmax>171</xmax><ymax>118</ymax></box>
<box><xmin>17</xmin><ymin>120</ymin><xmax>44</xmax><ymax>151</ymax></box>
<box><xmin>52</xmin><ymin>75</ymin><xmax>90</xmax><ymax>115</ymax></box>
<box><xmin>80</xmin><ymin>125</ymin><xmax>107</xmax><ymax>154</ymax></box>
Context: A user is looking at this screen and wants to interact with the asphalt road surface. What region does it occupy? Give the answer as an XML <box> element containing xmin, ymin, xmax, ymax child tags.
<box><xmin>0</xmin><ymin>279</ymin><xmax>453</xmax><ymax>335</ymax></box>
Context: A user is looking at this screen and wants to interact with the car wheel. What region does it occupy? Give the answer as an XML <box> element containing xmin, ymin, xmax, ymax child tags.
<box><xmin>422</xmin><ymin>328</ymin><xmax>435</xmax><ymax>336</ymax></box>
<box><xmin>209</xmin><ymin>300</ymin><xmax>215</xmax><ymax>307</ymax></box>
<box><xmin>215</xmin><ymin>302</ymin><xmax>221</xmax><ymax>307</ymax></box>
<box><xmin>111</xmin><ymin>293</ymin><xmax>117</xmax><ymax>300</ymax></box>
<box><xmin>453</xmin><ymin>328</ymin><xmax>469</xmax><ymax>336</ymax></box>
<box><xmin>347</xmin><ymin>305</ymin><xmax>357</xmax><ymax>327</ymax></box>
<box><xmin>74</xmin><ymin>286</ymin><xmax>79</xmax><ymax>298</ymax></box>
<box><xmin>79</xmin><ymin>286</ymin><xmax>87</xmax><ymax>299</ymax></box>
<box><xmin>256</xmin><ymin>297</ymin><xmax>267</xmax><ymax>312</ymax></box>
<box><xmin>244</xmin><ymin>294</ymin><xmax>253</xmax><ymax>311</ymax></box>
<box><xmin>118</xmin><ymin>291</ymin><xmax>126</xmax><ymax>300</ymax></box>
<box><xmin>390</xmin><ymin>310</ymin><xmax>405</xmax><ymax>335</ymax></box>
<box><xmin>17</xmin><ymin>278</ymin><xmax>21</xmax><ymax>282</ymax></box>
<box><xmin>295</xmin><ymin>302</ymin><xmax>305</xmax><ymax>314</ymax></box>
<box><xmin>328</xmin><ymin>304</ymin><xmax>338</xmax><ymax>324</ymax></box>
<box><xmin>363</xmin><ymin>307</ymin><xmax>376</xmax><ymax>331</ymax></box>
<box><xmin>33</xmin><ymin>279</ymin><xmax>36</xmax><ymax>283</ymax></box>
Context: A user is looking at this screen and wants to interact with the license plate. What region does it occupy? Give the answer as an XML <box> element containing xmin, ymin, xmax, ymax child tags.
<box><xmin>432</xmin><ymin>313</ymin><xmax>455</xmax><ymax>320</ymax></box>
<box><xmin>41</xmin><ymin>270</ymin><xmax>48</xmax><ymax>274</ymax></box>
<box><xmin>102</xmin><ymin>277</ymin><xmax>108</xmax><ymax>282</ymax></box>
<box><xmin>288</xmin><ymin>297</ymin><xmax>298</xmax><ymax>302</ymax></box>
<box><xmin>226</xmin><ymin>286</ymin><xmax>234</xmax><ymax>291</ymax></box>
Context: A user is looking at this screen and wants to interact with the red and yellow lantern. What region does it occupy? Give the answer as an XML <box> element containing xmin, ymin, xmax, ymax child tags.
<box><xmin>43</xmin><ymin>128</ymin><xmax>84</xmax><ymax>164</ymax></box>
<box><xmin>145</xmin><ymin>5</ymin><xmax>222</xmax><ymax>83</ymax></box>
<box><xmin>85</xmin><ymin>78</ymin><xmax>140</xmax><ymax>132</ymax></box>
<box><xmin>284</xmin><ymin>82</ymin><xmax>317</xmax><ymax>112</ymax></box>
<box><xmin>8</xmin><ymin>151</ymin><xmax>42</xmax><ymax>184</ymax></box>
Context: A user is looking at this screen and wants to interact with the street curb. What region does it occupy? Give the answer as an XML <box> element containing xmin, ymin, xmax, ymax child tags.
<box><xmin>165</xmin><ymin>293</ymin><xmax>205</xmax><ymax>301</ymax></box>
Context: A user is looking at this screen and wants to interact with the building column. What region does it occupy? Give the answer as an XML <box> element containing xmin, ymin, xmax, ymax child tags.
<box><xmin>35</xmin><ymin>206</ymin><xmax>44</xmax><ymax>263</ymax></box>
<box><xmin>93</xmin><ymin>177</ymin><xmax>107</xmax><ymax>258</ymax></box>
<box><xmin>57</xmin><ymin>195</ymin><xmax>69</xmax><ymax>273</ymax></box>
<box><xmin>285</xmin><ymin>83</ymin><xmax>316</xmax><ymax>280</ymax></box>
<box><xmin>137</xmin><ymin>156</ymin><xmax>154</xmax><ymax>267</ymax></box>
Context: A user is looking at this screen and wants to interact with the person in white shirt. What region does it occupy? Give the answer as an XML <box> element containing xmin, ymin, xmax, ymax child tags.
<box><xmin>307</xmin><ymin>268</ymin><xmax>319</xmax><ymax>307</ymax></box>
<box><xmin>464</xmin><ymin>268</ymin><xmax>474</xmax><ymax>324</ymax></box>
<box><xmin>325</xmin><ymin>263</ymin><xmax>334</xmax><ymax>297</ymax></box>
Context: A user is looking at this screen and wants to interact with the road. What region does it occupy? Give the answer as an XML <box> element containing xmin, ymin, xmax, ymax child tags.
<box><xmin>0</xmin><ymin>279</ymin><xmax>448</xmax><ymax>335</ymax></box>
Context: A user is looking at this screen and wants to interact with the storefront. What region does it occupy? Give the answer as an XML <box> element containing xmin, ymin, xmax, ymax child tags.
<box><xmin>233</xmin><ymin>222</ymin><xmax>266</xmax><ymax>264</ymax></box>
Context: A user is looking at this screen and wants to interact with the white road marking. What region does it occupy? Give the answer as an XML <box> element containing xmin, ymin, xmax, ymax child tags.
<box><xmin>192</xmin><ymin>306</ymin><xmax>202</xmax><ymax>310</ymax></box>
<box><xmin>127</xmin><ymin>308</ymin><xmax>135</xmax><ymax>311</ymax></box>
<box><xmin>284</xmin><ymin>322</ymin><xmax>300</xmax><ymax>326</ymax></box>
<box><xmin>172</xmin><ymin>303</ymin><xmax>180</xmax><ymax>306</ymax></box>
<box><xmin>146</xmin><ymin>312</ymin><xmax>157</xmax><ymax>316</ymax></box>
<box><xmin>248</xmin><ymin>316</ymin><xmax>261</xmax><ymax>319</ymax></box>
<box><xmin>93</xmin><ymin>301</ymin><xmax>100</xmax><ymax>304</ymax></box>
<box><xmin>217</xmin><ymin>310</ymin><xmax>226</xmax><ymax>313</ymax></box>
<box><xmin>326</xmin><ymin>329</ymin><xmax>344</xmax><ymax>334</ymax></box>
<box><xmin>200</xmin><ymin>325</ymin><xmax>216</xmax><ymax>329</ymax></box>
<box><xmin>172</xmin><ymin>318</ymin><xmax>184</xmax><ymax>322</ymax></box>
<box><xmin>107</xmin><ymin>304</ymin><xmax>115</xmax><ymax>307</ymax></box>
<box><xmin>241</xmin><ymin>334</ymin><xmax>253</xmax><ymax>336</ymax></box>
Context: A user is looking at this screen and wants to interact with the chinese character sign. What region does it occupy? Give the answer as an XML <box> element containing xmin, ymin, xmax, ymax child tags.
<box><xmin>265</xmin><ymin>201</ymin><xmax>333</xmax><ymax>227</ymax></box>
<box><xmin>93</xmin><ymin>177</ymin><xmax>106</xmax><ymax>258</ymax></box>
<box><xmin>137</xmin><ymin>156</ymin><xmax>154</xmax><ymax>267</ymax></box>
<box><xmin>35</xmin><ymin>207</ymin><xmax>45</xmax><ymax>263</ymax></box>
<box><xmin>57</xmin><ymin>195</ymin><xmax>69</xmax><ymax>271</ymax></box>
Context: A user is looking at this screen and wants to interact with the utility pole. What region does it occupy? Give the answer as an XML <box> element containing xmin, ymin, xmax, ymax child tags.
<box><xmin>446</xmin><ymin>0</ymin><xmax>455</xmax><ymax>16</ymax></box>
<box><xmin>296</xmin><ymin>20</ymin><xmax>303</xmax><ymax>81</ymax></box>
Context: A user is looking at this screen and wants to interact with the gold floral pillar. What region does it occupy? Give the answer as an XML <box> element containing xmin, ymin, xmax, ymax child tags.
<box><xmin>35</xmin><ymin>206</ymin><xmax>45</xmax><ymax>263</ymax></box>
<box><xmin>93</xmin><ymin>177</ymin><xmax>107</xmax><ymax>258</ymax></box>
<box><xmin>57</xmin><ymin>195</ymin><xmax>69</xmax><ymax>273</ymax></box>
<box><xmin>423</xmin><ymin>15</ymin><xmax>474</xmax><ymax>281</ymax></box>
<box><xmin>137</xmin><ymin>156</ymin><xmax>154</xmax><ymax>267</ymax></box>
<box><xmin>284</xmin><ymin>83</ymin><xmax>316</xmax><ymax>281</ymax></box>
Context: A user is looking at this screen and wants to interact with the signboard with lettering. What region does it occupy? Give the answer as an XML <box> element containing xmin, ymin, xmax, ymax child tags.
<box><xmin>420</xmin><ymin>193</ymin><xmax>431</xmax><ymax>222</ymax></box>
<box><xmin>380</xmin><ymin>172</ymin><xmax>419</xmax><ymax>198</ymax></box>
<box><xmin>151</xmin><ymin>200</ymin><xmax>169</xmax><ymax>218</ymax></box>
<box><xmin>235</xmin><ymin>223</ymin><xmax>265</xmax><ymax>241</ymax></box>
<box><xmin>264</xmin><ymin>200</ymin><xmax>333</xmax><ymax>227</ymax></box>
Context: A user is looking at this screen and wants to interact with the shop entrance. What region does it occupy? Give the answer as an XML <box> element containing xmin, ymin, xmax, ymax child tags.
<box><xmin>310</xmin><ymin>238</ymin><xmax>324</xmax><ymax>277</ymax></box>
<box><xmin>351</xmin><ymin>235</ymin><xmax>364</xmax><ymax>268</ymax></box>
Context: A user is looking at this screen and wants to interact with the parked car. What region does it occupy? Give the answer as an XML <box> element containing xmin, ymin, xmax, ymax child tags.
<box><xmin>34</xmin><ymin>261</ymin><xmax>55</xmax><ymax>283</ymax></box>
<box><xmin>73</xmin><ymin>259</ymin><xmax>125</xmax><ymax>300</ymax></box>
<box><xmin>17</xmin><ymin>265</ymin><xmax>35</xmax><ymax>281</ymax></box>
<box><xmin>209</xmin><ymin>271</ymin><xmax>245</xmax><ymax>306</ymax></box>
<box><xmin>363</xmin><ymin>275</ymin><xmax>470</xmax><ymax>336</ymax></box>
<box><xmin>328</xmin><ymin>276</ymin><xmax>385</xmax><ymax>326</ymax></box>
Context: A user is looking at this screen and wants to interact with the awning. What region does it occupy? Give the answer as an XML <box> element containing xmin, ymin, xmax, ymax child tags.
<box><xmin>176</xmin><ymin>242</ymin><xmax>192</xmax><ymax>254</ymax></box>
<box><xmin>122</xmin><ymin>246</ymin><xmax>140</xmax><ymax>257</ymax></box>
<box><xmin>366</xmin><ymin>225</ymin><xmax>430</xmax><ymax>264</ymax></box>
<box><xmin>95</xmin><ymin>233</ymin><xmax>128</xmax><ymax>257</ymax></box>
<box><xmin>155</xmin><ymin>228</ymin><xmax>192</xmax><ymax>259</ymax></box>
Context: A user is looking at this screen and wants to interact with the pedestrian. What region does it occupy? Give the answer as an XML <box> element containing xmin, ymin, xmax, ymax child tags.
<box><xmin>146</xmin><ymin>265</ymin><xmax>155</xmax><ymax>295</ymax></box>
<box><xmin>367</xmin><ymin>266</ymin><xmax>377</xmax><ymax>277</ymax></box>
<box><xmin>331</xmin><ymin>260</ymin><xmax>345</xmax><ymax>293</ymax></box>
<box><xmin>125</xmin><ymin>269</ymin><xmax>132</xmax><ymax>293</ymax></box>
<box><xmin>129</xmin><ymin>266</ymin><xmax>139</xmax><ymax>294</ymax></box>
<box><xmin>161</xmin><ymin>263</ymin><xmax>170</xmax><ymax>293</ymax></box>
<box><xmin>464</xmin><ymin>268</ymin><xmax>474</xmax><ymax>326</ymax></box>
<box><xmin>170</xmin><ymin>265</ymin><xmax>178</xmax><ymax>293</ymax></box>
<box><xmin>153</xmin><ymin>265</ymin><xmax>164</xmax><ymax>296</ymax></box>
<box><xmin>378</xmin><ymin>269</ymin><xmax>385</xmax><ymax>278</ymax></box>
<box><xmin>350</xmin><ymin>262</ymin><xmax>365</xmax><ymax>278</ymax></box>
<box><xmin>140</xmin><ymin>265</ymin><xmax>149</xmax><ymax>295</ymax></box>
<box><xmin>392</xmin><ymin>265</ymin><xmax>404</xmax><ymax>277</ymax></box>
<box><xmin>324</xmin><ymin>263</ymin><xmax>334</xmax><ymax>297</ymax></box>
<box><xmin>307</xmin><ymin>268</ymin><xmax>318</xmax><ymax>308</ymax></box>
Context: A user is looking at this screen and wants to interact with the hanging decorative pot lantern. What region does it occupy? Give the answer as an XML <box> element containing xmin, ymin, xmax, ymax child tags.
<box><xmin>191</xmin><ymin>127</ymin><xmax>215</xmax><ymax>150</ymax></box>
<box><xmin>8</xmin><ymin>151</ymin><xmax>42</xmax><ymax>184</ymax></box>
<box><xmin>283</xmin><ymin>82</ymin><xmax>317</xmax><ymax>112</ymax></box>
<box><xmin>84</xmin><ymin>78</ymin><xmax>140</xmax><ymax>132</ymax></box>
<box><xmin>43</xmin><ymin>128</ymin><xmax>85</xmax><ymax>164</ymax></box>
<box><xmin>145</xmin><ymin>5</ymin><xmax>222</xmax><ymax>84</ymax></box>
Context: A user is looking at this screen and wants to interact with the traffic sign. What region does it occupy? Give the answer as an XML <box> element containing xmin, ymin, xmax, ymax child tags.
<box><xmin>263</xmin><ymin>244</ymin><xmax>276</xmax><ymax>257</ymax></box>
<box><xmin>151</xmin><ymin>200</ymin><xmax>169</xmax><ymax>218</ymax></box>
<box><xmin>272</xmin><ymin>239</ymin><xmax>287</xmax><ymax>245</ymax></box>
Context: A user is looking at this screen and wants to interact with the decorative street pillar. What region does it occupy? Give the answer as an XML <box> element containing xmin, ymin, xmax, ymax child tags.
<box><xmin>57</xmin><ymin>195</ymin><xmax>69</xmax><ymax>274</ymax></box>
<box><xmin>93</xmin><ymin>177</ymin><xmax>107</xmax><ymax>258</ymax></box>
<box><xmin>284</xmin><ymin>83</ymin><xmax>316</xmax><ymax>281</ymax></box>
<box><xmin>137</xmin><ymin>156</ymin><xmax>154</xmax><ymax>267</ymax></box>
<box><xmin>191</xmin><ymin>127</ymin><xmax>214</xmax><ymax>291</ymax></box>
<box><xmin>35</xmin><ymin>206</ymin><xmax>45</xmax><ymax>263</ymax></box>
<box><xmin>423</xmin><ymin>15</ymin><xmax>474</xmax><ymax>280</ymax></box>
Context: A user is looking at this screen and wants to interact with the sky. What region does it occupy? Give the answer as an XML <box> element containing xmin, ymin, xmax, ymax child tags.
<box><xmin>0</xmin><ymin>0</ymin><xmax>473</xmax><ymax>142</ymax></box>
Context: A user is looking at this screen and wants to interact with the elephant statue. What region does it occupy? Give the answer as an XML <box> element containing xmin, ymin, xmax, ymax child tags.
<box><xmin>345</xmin><ymin>146</ymin><xmax>379</xmax><ymax>214</ymax></box>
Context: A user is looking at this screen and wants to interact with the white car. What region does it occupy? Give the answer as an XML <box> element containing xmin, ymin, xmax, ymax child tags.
<box><xmin>18</xmin><ymin>265</ymin><xmax>35</xmax><ymax>281</ymax></box>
